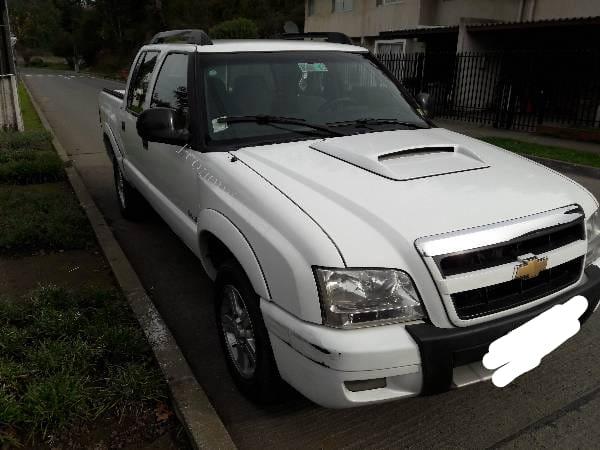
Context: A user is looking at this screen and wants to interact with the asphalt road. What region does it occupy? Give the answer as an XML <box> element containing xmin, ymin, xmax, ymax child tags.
<box><xmin>23</xmin><ymin>68</ymin><xmax>600</xmax><ymax>449</ymax></box>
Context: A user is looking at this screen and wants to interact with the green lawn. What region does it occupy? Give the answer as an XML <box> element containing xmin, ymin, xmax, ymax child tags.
<box><xmin>0</xmin><ymin>132</ymin><xmax>64</xmax><ymax>185</ymax></box>
<box><xmin>0</xmin><ymin>184</ymin><xmax>94</xmax><ymax>255</ymax></box>
<box><xmin>0</xmin><ymin>285</ymin><xmax>166</xmax><ymax>445</ymax></box>
<box><xmin>17</xmin><ymin>82</ymin><xmax>44</xmax><ymax>131</ymax></box>
<box><xmin>482</xmin><ymin>137</ymin><xmax>600</xmax><ymax>169</ymax></box>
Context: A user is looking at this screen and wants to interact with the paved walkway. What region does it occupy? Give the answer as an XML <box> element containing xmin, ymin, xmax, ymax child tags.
<box><xmin>437</xmin><ymin>118</ymin><xmax>600</xmax><ymax>156</ymax></box>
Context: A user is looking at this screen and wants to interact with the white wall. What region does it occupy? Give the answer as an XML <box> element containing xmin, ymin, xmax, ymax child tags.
<box><xmin>305</xmin><ymin>0</ymin><xmax>421</xmax><ymax>39</ymax></box>
<box><xmin>532</xmin><ymin>0</ymin><xmax>600</xmax><ymax>20</ymax></box>
<box><xmin>432</xmin><ymin>0</ymin><xmax>522</xmax><ymax>25</ymax></box>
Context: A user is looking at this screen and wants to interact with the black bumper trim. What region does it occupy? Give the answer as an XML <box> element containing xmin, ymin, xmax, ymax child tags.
<box><xmin>406</xmin><ymin>264</ymin><xmax>600</xmax><ymax>395</ymax></box>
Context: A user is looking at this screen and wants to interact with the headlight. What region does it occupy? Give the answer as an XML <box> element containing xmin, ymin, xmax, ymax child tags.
<box><xmin>586</xmin><ymin>209</ymin><xmax>600</xmax><ymax>267</ymax></box>
<box><xmin>314</xmin><ymin>268</ymin><xmax>424</xmax><ymax>329</ymax></box>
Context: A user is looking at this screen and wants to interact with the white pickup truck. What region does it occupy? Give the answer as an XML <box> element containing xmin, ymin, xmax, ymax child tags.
<box><xmin>99</xmin><ymin>30</ymin><xmax>600</xmax><ymax>408</ymax></box>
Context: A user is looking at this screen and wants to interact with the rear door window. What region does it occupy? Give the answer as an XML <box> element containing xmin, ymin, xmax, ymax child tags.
<box><xmin>127</xmin><ymin>51</ymin><xmax>160</xmax><ymax>115</ymax></box>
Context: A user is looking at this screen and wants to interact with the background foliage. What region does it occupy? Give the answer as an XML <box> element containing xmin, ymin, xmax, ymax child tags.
<box><xmin>9</xmin><ymin>0</ymin><xmax>305</xmax><ymax>69</ymax></box>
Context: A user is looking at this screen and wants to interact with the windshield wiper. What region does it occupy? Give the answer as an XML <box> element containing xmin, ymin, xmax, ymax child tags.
<box><xmin>218</xmin><ymin>115</ymin><xmax>346</xmax><ymax>137</ymax></box>
<box><xmin>329</xmin><ymin>118</ymin><xmax>429</xmax><ymax>130</ymax></box>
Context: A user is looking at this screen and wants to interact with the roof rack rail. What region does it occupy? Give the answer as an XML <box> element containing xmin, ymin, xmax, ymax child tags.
<box><xmin>149</xmin><ymin>29</ymin><xmax>213</xmax><ymax>46</ymax></box>
<box><xmin>274</xmin><ymin>32</ymin><xmax>353</xmax><ymax>45</ymax></box>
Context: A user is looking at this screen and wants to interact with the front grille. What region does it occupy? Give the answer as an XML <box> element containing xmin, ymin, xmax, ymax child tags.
<box><xmin>451</xmin><ymin>257</ymin><xmax>583</xmax><ymax>320</ymax></box>
<box><xmin>437</xmin><ymin>220</ymin><xmax>585</xmax><ymax>277</ymax></box>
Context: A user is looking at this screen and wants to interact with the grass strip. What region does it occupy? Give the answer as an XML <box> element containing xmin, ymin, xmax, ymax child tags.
<box><xmin>17</xmin><ymin>82</ymin><xmax>44</xmax><ymax>132</ymax></box>
<box><xmin>0</xmin><ymin>132</ymin><xmax>64</xmax><ymax>184</ymax></box>
<box><xmin>0</xmin><ymin>183</ymin><xmax>94</xmax><ymax>255</ymax></box>
<box><xmin>0</xmin><ymin>285</ymin><xmax>166</xmax><ymax>445</ymax></box>
<box><xmin>481</xmin><ymin>137</ymin><xmax>600</xmax><ymax>169</ymax></box>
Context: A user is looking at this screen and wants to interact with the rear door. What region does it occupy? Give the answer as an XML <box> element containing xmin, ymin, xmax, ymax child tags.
<box><xmin>121</xmin><ymin>50</ymin><xmax>160</xmax><ymax>177</ymax></box>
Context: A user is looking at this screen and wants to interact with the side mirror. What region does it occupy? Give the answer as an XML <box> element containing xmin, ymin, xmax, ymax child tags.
<box><xmin>416</xmin><ymin>92</ymin><xmax>432</xmax><ymax>119</ymax></box>
<box><xmin>136</xmin><ymin>107</ymin><xmax>190</xmax><ymax>146</ymax></box>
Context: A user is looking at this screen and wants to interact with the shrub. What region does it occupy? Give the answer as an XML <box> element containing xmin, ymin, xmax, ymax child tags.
<box><xmin>27</xmin><ymin>57</ymin><xmax>48</xmax><ymax>68</ymax></box>
<box><xmin>209</xmin><ymin>17</ymin><xmax>259</xmax><ymax>39</ymax></box>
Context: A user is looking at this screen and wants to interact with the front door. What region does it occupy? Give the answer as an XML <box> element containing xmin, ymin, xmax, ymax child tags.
<box><xmin>144</xmin><ymin>51</ymin><xmax>200</xmax><ymax>251</ymax></box>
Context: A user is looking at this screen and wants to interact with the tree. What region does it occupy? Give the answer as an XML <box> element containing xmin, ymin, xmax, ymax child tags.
<box><xmin>9</xmin><ymin>0</ymin><xmax>61</xmax><ymax>62</ymax></box>
<box><xmin>9</xmin><ymin>0</ymin><xmax>306</xmax><ymax>70</ymax></box>
<box><xmin>209</xmin><ymin>17</ymin><xmax>258</xmax><ymax>39</ymax></box>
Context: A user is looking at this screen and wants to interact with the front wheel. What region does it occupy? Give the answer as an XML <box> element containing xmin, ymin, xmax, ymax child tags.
<box><xmin>113</xmin><ymin>163</ymin><xmax>145</xmax><ymax>220</ymax></box>
<box><xmin>215</xmin><ymin>260</ymin><xmax>284</xmax><ymax>403</ymax></box>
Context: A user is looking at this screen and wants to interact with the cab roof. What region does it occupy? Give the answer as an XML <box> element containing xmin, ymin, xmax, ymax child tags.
<box><xmin>142</xmin><ymin>39</ymin><xmax>368</xmax><ymax>54</ymax></box>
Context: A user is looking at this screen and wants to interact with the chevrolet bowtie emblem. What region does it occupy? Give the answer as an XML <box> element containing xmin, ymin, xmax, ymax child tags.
<box><xmin>514</xmin><ymin>254</ymin><xmax>548</xmax><ymax>280</ymax></box>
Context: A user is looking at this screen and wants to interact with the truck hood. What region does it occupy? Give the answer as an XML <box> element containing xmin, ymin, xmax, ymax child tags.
<box><xmin>234</xmin><ymin>128</ymin><xmax>598</xmax><ymax>267</ymax></box>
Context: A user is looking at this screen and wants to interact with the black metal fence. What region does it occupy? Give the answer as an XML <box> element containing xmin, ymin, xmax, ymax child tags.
<box><xmin>376</xmin><ymin>50</ymin><xmax>600</xmax><ymax>131</ymax></box>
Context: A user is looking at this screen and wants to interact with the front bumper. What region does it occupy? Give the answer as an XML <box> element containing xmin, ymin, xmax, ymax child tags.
<box><xmin>407</xmin><ymin>263</ymin><xmax>600</xmax><ymax>395</ymax></box>
<box><xmin>262</xmin><ymin>264</ymin><xmax>600</xmax><ymax>408</ymax></box>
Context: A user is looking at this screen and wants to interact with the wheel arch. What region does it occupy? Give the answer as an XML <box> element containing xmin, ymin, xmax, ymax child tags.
<box><xmin>198</xmin><ymin>209</ymin><xmax>271</xmax><ymax>300</ymax></box>
<box><xmin>102</xmin><ymin>123</ymin><xmax>124</xmax><ymax>170</ymax></box>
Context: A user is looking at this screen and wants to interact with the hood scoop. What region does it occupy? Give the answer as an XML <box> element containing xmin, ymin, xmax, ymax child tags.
<box><xmin>310</xmin><ymin>131</ymin><xmax>489</xmax><ymax>181</ymax></box>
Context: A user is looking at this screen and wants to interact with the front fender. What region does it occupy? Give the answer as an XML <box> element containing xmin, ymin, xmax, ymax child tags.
<box><xmin>198</xmin><ymin>209</ymin><xmax>270</xmax><ymax>300</ymax></box>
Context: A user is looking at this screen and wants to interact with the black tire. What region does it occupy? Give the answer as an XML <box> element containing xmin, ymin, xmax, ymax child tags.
<box><xmin>113</xmin><ymin>163</ymin><xmax>145</xmax><ymax>220</ymax></box>
<box><xmin>215</xmin><ymin>260</ymin><xmax>284</xmax><ymax>403</ymax></box>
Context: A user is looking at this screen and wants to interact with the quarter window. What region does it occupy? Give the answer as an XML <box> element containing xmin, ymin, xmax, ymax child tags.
<box><xmin>151</xmin><ymin>53</ymin><xmax>190</xmax><ymax>117</ymax></box>
<box><xmin>127</xmin><ymin>51</ymin><xmax>160</xmax><ymax>114</ymax></box>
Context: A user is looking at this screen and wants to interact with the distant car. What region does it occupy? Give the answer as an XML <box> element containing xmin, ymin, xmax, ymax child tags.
<box><xmin>99</xmin><ymin>30</ymin><xmax>600</xmax><ymax>408</ymax></box>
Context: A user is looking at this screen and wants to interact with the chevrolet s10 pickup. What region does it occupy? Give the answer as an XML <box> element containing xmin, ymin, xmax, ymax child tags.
<box><xmin>99</xmin><ymin>29</ymin><xmax>600</xmax><ymax>408</ymax></box>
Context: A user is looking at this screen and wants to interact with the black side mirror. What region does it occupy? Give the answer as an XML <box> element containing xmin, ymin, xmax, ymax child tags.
<box><xmin>416</xmin><ymin>92</ymin><xmax>432</xmax><ymax>119</ymax></box>
<box><xmin>136</xmin><ymin>107</ymin><xmax>190</xmax><ymax>146</ymax></box>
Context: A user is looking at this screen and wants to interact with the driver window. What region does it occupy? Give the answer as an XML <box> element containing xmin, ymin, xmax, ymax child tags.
<box><xmin>151</xmin><ymin>53</ymin><xmax>190</xmax><ymax>118</ymax></box>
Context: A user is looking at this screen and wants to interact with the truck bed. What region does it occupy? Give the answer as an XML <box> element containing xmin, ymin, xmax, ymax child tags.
<box><xmin>102</xmin><ymin>88</ymin><xmax>125</xmax><ymax>100</ymax></box>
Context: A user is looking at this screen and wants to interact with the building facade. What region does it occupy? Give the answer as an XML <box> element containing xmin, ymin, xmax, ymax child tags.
<box><xmin>305</xmin><ymin>0</ymin><xmax>600</xmax><ymax>52</ymax></box>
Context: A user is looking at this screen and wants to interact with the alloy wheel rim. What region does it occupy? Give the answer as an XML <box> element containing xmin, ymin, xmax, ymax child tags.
<box><xmin>220</xmin><ymin>285</ymin><xmax>257</xmax><ymax>379</ymax></box>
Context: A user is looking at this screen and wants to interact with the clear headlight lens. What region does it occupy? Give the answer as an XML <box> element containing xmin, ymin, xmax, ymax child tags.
<box><xmin>314</xmin><ymin>268</ymin><xmax>424</xmax><ymax>329</ymax></box>
<box><xmin>586</xmin><ymin>209</ymin><xmax>600</xmax><ymax>267</ymax></box>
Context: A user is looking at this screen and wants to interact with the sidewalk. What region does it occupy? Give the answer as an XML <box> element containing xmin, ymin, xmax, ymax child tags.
<box><xmin>437</xmin><ymin>118</ymin><xmax>600</xmax><ymax>156</ymax></box>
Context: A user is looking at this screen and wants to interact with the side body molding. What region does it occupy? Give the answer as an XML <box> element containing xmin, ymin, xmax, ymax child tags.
<box><xmin>197</xmin><ymin>209</ymin><xmax>271</xmax><ymax>300</ymax></box>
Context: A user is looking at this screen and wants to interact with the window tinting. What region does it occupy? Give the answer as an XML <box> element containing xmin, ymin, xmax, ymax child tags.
<box><xmin>151</xmin><ymin>53</ymin><xmax>190</xmax><ymax>116</ymax></box>
<box><xmin>127</xmin><ymin>51</ymin><xmax>159</xmax><ymax>114</ymax></box>
<box><xmin>202</xmin><ymin>51</ymin><xmax>428</xmax><ymax>145</ymax></box>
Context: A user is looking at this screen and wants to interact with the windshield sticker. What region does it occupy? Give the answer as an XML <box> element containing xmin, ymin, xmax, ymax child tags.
<box><xmin>212</xmin><ymin>117</ymin><xmax>228</xmax><ymax>133</ymax></box>
<box><xmin>298</xmin><ymin>62</ymin><xmax>328</xmax><ymax>73</ymax></box>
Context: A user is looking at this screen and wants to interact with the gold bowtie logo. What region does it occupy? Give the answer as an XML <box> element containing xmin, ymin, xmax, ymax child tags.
<box><xmin>514</xmin><ymin>255</ymin><xmax>548</xmax><ymax>280</ymax></box>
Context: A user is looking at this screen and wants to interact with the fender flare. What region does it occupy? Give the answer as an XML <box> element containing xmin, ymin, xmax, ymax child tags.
<box><xmin>102</xmin><ymin>122</ymin><xmax>124</xmax><ymax>171</ymax></box>
<box><xmin>198</xmin><ymin>209</ymin><xmax>271</xmax><ymax>300</ymax></box>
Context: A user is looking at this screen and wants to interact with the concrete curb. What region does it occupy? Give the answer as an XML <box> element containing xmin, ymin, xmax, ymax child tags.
<box><xmin>23</xmin><ymin>81</ymin><xmax>236</xmax><ymax>450</ymax></box>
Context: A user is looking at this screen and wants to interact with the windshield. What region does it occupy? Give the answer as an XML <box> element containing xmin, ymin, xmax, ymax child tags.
<box><xmin>202</xmin><ymin>51</ymin><xmax>429</xmax><ymax>147</ymax></box>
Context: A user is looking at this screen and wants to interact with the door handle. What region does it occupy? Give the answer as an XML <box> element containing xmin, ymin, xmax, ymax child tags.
<box><xmin>121</xmin><ymin>121</ymin><xmax>125</xmax><ymax>131</ymax></box>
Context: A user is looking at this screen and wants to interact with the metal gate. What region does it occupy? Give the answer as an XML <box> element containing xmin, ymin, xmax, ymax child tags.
<box><xmin>377</xmin><ymin>50</ymin><xmax>600</xmax><ymax>131</ymax></box>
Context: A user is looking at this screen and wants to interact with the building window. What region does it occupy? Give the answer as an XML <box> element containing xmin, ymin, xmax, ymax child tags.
<box><xmin>332</xmin><ymin>0</ymin><xmax>353</xmax><ymax>12</ymax></box>
<box><xmin>308</xmin><ymin>0</ymin><xmax>315</xmax><ymax>15</ymax></box>
<box><xmin>377</xmin><ymin>0</ymin><xmax>403</xmax><ymax>5</ymax></box>
<box><xmin>374</xmin><ymin>39</ymin><xmax>406</xmax><ymax>55</ymax></box>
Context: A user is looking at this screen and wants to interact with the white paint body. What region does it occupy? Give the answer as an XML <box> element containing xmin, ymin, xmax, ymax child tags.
<box><xmin>99</xmin><ymin>39</ymin><xmax>600</xmax><ymax>408</ymax></box>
